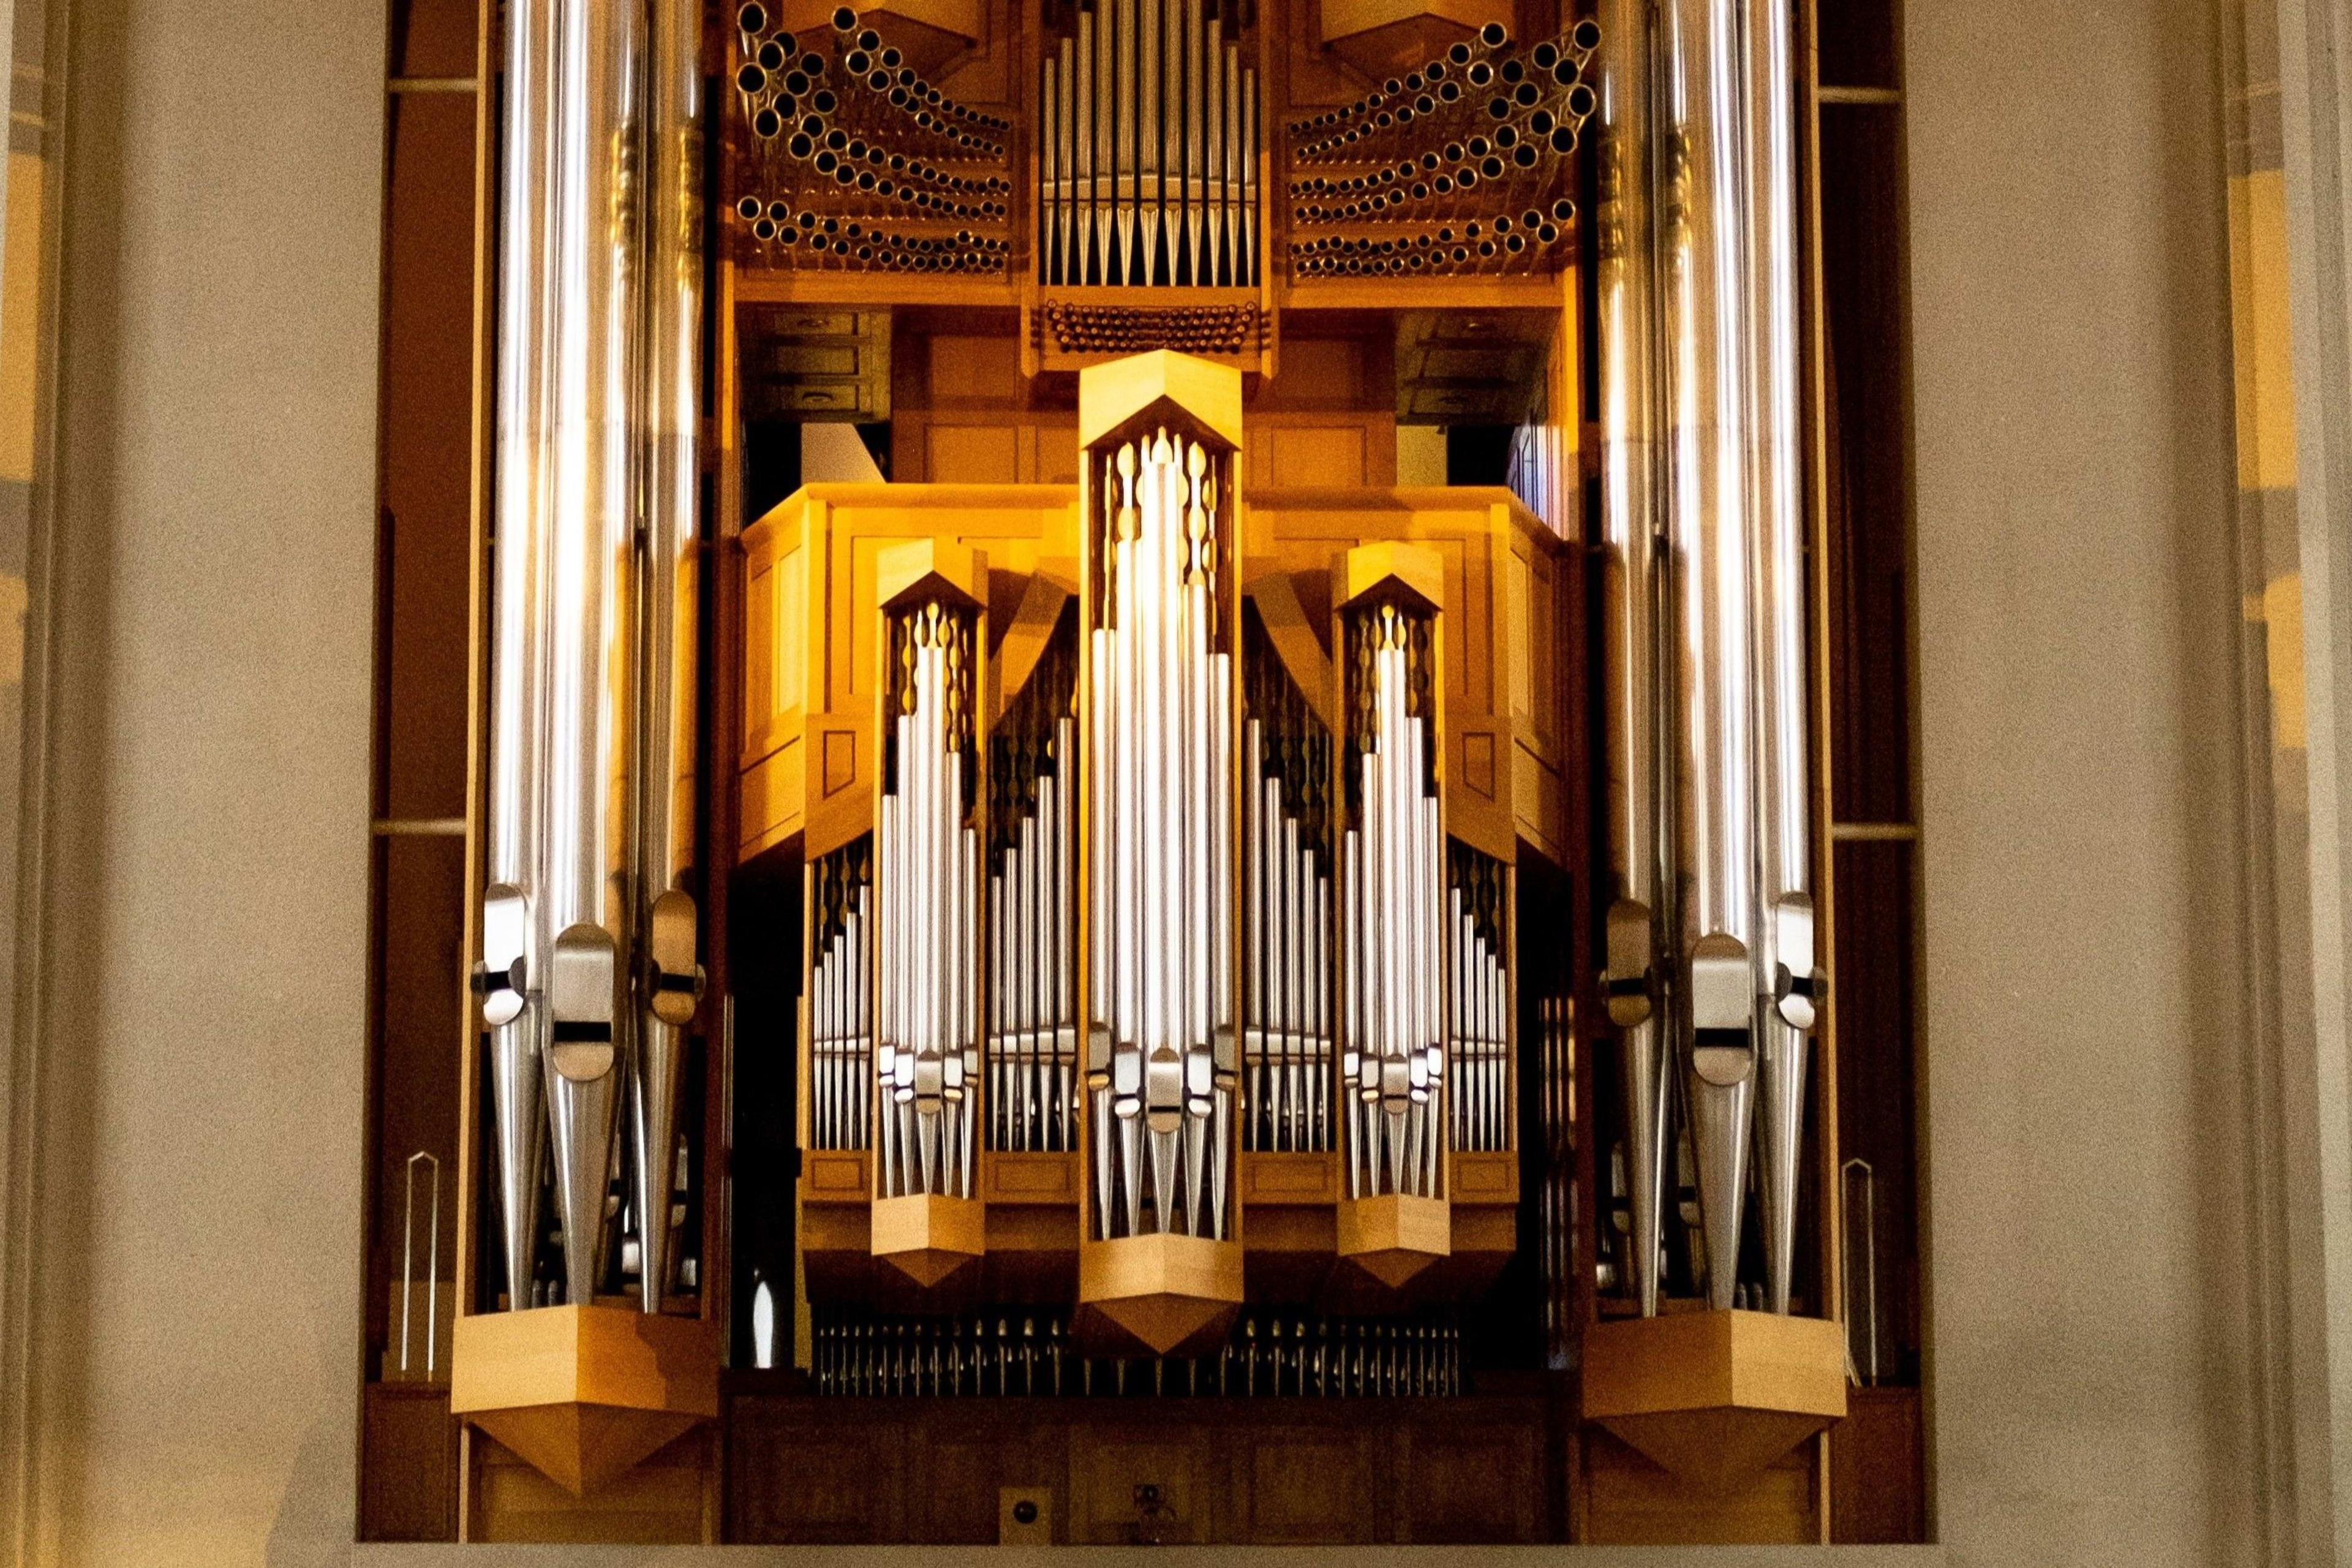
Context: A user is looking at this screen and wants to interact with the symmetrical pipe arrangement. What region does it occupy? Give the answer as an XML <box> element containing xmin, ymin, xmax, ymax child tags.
<box><xmin>809</xmin><ymin>840</ymin><xmax>874</xmax><ymax>1150</ymax></box>
<box><xmin>1085</xmin><ymin>428</ymin><xmax>1237</xmax><ymax>1240</ymax></box>
<box><xmin>875</xmin><ymin>595</ymin><xmax>984</xmax><ymax>1200</ymax></box>
<box><xmin>1040</xmin><ymin>0</ymin><xmax>1259</xmax><ymax>285</ymax></box>
<box><xmin>1241</xmin><ymin>621</ymin><xmax>1335</xmax><ymax>1154</ymax></box>
<box><xmin>987</xmin><ymin>626</ymin><xmax>1082</xmax><ymax>1154</ymax></box>
<box><xmin>477</xmin><ymin>0</ymin><xmax>704</xmax><ymax>1315</ymax></box>
<box><xmin>1594</xmin><ymin>0</ymin><xmax>1822</xmax><ymax>1316</ymax></box>
<box><xmin>1339</xmin><ymin>597</ymin><xmax>1446</xmax><ymax>1202</ymax></box>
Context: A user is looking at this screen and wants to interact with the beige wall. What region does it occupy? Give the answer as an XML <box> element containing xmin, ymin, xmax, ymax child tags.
<box><xmin>24</xmin><ymin>0</ymin><xmax>386</xmax><ymax>1563</ymax></box>
<box><xmin>0</xmin><ymin>0</ymin><xmax>2293</xmax><ymax>1564</ymax></box>
<box><xmin>1907</xmin><ymin>0</ymin><xmax>2263</xmax><ymax>1562</ymax></box>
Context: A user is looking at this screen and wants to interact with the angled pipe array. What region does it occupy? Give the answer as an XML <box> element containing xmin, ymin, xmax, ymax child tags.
<box><xmin>478</xmin><ymin>0</ymin><xmax>704</xmax><ymax>1314</ymax></box>
<box><xmin>1595</xmin><ymin>0</ymin><xmax>1822</xmax><ymax>1315</ymax></box>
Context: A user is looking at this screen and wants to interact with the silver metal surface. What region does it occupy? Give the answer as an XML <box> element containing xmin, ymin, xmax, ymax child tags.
<box><xmin>482</xmin><ymin>0</ymin><xmax>708</xmax><ymax>1313</ymax></box>
<box><xmin>1339</xmin><ymin>603</ymin><xmax>1447</xmax><ymax>1199</ymax></box>
<box><xmin>1087</xmin><ymin>431</ymin><xmax>1234</xmax><ymax>1236</ymax></box>
<box><xmin>1038</xmin><ymin>0</ymin><xmax>1257</xmax><ymax>285</ymax></box>
<box><xmin>1594</xmin><ymin>0</ymin><xmax>1821</xmax><ymax>1316</ymax></box>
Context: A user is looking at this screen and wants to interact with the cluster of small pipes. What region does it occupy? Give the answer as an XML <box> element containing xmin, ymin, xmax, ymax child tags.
<box><xmin>1041</xmin><ymin>301</ymin><xmax>1262</xmax><ymax>356</ymax></box>
<box><xmin>810</xmin><ymin>1308</ymin><xmax>1463</xmax><ymax>1398</ymax></box>
<box><xmin>1447</xmin><ymin>843</ymin><xmax>1510</xmax><ymax>1153</ymax></box>
<box><xmin>732</xmin><ymin>4</ymin><xmax>1013</xmax><ymax>270</ymax></box>
<box><xmin>1284</xmin><ymin>23</ymin><xmax>1599</xmax><ymax>281</ymax></box>
<box><xmin>986</xmin><ymin>625</ymin><xmax>1082</xmax><ymax>1155</ymax></box>
<box><xmin>1241</xmin><ymin>620</ymin><xmax>1335</xmax><ymax>1154</ymax></box>
<box><xmin>1036</xmin><ymin>0</ymin><xmax>1260</xmax><ymax>286</ymax></box>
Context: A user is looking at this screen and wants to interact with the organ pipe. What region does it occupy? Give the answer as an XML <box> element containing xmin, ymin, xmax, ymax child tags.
<box><xmin>1040</xmin><ymin>0</ymin><xmax>1257</xmax><ymax>286</ymax></box>
<box><xmin>1596</xmin><ymin>0</ymin><xmax>1823</xmax><ymax>1314</ymax></box>
<box><xmin>875</xmin><ymin>591</ymin><xmax>984</xmax><ymax>1200</ymax></box>
<box><xmin>478</xmin><ymin>0</ymin><xmax>704</xmax><ymax>1314</ymax></box>
<box><xmin>1241</xmin><ymin>618</ymin><xmax>1334</xmax><ymax>1155</ymax></box>
<box><xmin>1084</xmin><ymin>425</ymin><xmax>1237</xmax><ymax>1241</ymax></box>
<box><xmin>989</xmin><ymin>622</ymin><xmax>1082</xmax><ymax>1153</ymax></box>
<box><xmin>1338</xmin><ymin>591</ymin><xmax>1446</xmax><ymax>1204</ymax></box>
<box><xmin>810</xmin><ymin>840</ymin><xmax>873</xmax><ymax>1152</ymax></box>
<box><xmin>1448</xmin><ymin>843</ymin><xmax>1510</xmax><ymax>1156</ymax></box>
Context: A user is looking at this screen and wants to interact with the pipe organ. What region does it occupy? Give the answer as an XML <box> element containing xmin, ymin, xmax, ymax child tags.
<box><xmin>1036</xmin><ymin>0</ymin><xmax>1259</xmax><ymax>288</ymax></box>
<box><xmin>412</xmin><ymin>0</ymin><xmax>1915</xmax><ymax>1542</ymax></box>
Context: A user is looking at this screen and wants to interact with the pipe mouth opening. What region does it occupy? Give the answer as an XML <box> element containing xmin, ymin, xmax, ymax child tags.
<box><xmin>737</xmin><ymin>2</ymin><xmax>767</xmax><ymax>31</ymax></box>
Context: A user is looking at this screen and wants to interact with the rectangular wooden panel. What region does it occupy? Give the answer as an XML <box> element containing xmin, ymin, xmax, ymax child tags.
<box><xmin>1582</xmin><ymin>1427</ymin><xmax>1817</xmax><ymax>1545</ymax></box>
<box><xmin>472</xmin><ymin>1430</ymin><xmax>706</xmax><ymax>1544</ymax></box>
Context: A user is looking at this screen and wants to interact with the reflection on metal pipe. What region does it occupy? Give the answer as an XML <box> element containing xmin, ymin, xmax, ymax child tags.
<box><xmin>1594</xmin><ymin>0</ymin><xmax>1670</xmax><ymax>1321</ymax></box>
<box><xmin>1339</xmin><ymin>593</ymin><xmax>1445</xmax><ymax>1202</ymax></box>
<box><xmin>632</xmin><ymin>0</ymin><xmax>706</xmax><ymax>1315</ymax></box>
<box><xmin>480</xmin><ymin>0</ymin><xmax>705</xmax><ymax>1313</ymax></box>
<box><xmin>1241</xmin><ymin>612</ymin><xmax>1333</xmax><ymax>1153</ymax></box>
<box><xmin>1448</xmin><ymin>844</ymin><xmax>1509</xmax><ymax>1155</ymax></box>
<box><xmin>1039</xmin><ymin>0</ymin><xmax>1257</xmax><ymax>285</ymax></box>
<box><xmin>1596</xmin><ymin>0</ymin><xmax>1820</xmax><ymax>1314</ymax></box>
<box><xmin>811</xmin><ymin>840</ymin><xmax>874</xmax><ymax>1150</ymax></box>
<box><xmin>989</xmin><ymin>617</ymin><xmax>1081</xmax><ymax>1152</ymax></box>
<box><xmin>876</xmin><ymin>585</ymin><xmax>984</xmax><ymax>1199</ymax></box>
<box><xmin>1086</xmin><ymin>428</ymin><xmax>1235</xmax><ymax>1239</ymax></box>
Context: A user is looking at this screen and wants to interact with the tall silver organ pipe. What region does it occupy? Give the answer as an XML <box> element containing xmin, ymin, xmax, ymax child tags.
<box><xmin>875</xmin><ymin>597</ymin><xmax>984</xmax><ymax>1200</ymax></box>
<box><xmin>1085</xmin><ymin>431</ymin><xmax>1237</xmax><ymax>1241</ymax></box>
<box><xmin>1338</xmin><ymin>600</ymin><xmax>1446</xmax><ymax>1204</ymax></box>
<box><xmin>1448</xmin><ymin>843</ymin><xmax>1510</xmax><ymax>1156</ymax></box>
<box><xmin>1241</xmin><ymin>621</ymin><xmax>1333</xmax><ymax>1155</ymax></box>
<box><xmin>1596</xmin><ymin>0</ymin><xmax>1823</xmax><ymax>1314</ymax></box>
<box><xmin>988</xmin><ymin>624</ymin><xmax>1082</xmax><ymax>1153</ymax></box>
<box><xmin>631</xmin><ymin>0</ymin><xmax>706</xmax><ymax>1317</ymax></box>
<box><xmin>809</xmin><ymin>841</ymin><xmax>873</xmax><ymax>1151</ymax></box>
<box><xmin>1594</xmin><ymin>0</ymin><xmax>1672</xmax><ymax>1319</ymax></box>
<box><xmin>478</xmin><ymin>0</ymin><xmax>705</xmax><ymax>1314</ymax></box>
<box><xmin>1039</xmin><ymin>0</ymin><xmax>1257</xmax><ymax>285</ymax></box>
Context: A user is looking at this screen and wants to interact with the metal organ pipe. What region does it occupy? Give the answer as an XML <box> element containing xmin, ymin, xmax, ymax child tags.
<box><xmin>988</xmin><ymin>629</ymin><xmax>1080</xmax><ymax>1154</ymax></box>
<box><xmin>1039</xmin><ymin>0</ymin><xmax>1257</xmax><ymax>286</ymax></box>
<box><xmin>1086</xmin><ymin>429</ymin><xmax>1234</xmax><ymax>1241</ymax></box>
<box><xmin>1594</xmin><ymin>0</ymin><xmax>1672</xmax><ymax>1319</ymax></box>
<box><xmin>1340</xmin><ymin>602</ymin><xmax>1446</xmax><ymax>1203</ymax></box>
<box><xmin>1241</xmin><ymin>625</ymin><xmax>1333</xmax><ymax>1155</ymax></box>
<box><xmin>876</xmin><ymin>601</ymin><xmax>982</xmax><ymax>1199</ymax></box>
<box><xmin>478</xmin><ymin>0</ymin><xmax>704</xmax><ymax>1314</ymax></box>
<box><xmin>1596</xmin><ymin>0</ymin><xmax>1823</xmax><ymax>1314</ymax></box>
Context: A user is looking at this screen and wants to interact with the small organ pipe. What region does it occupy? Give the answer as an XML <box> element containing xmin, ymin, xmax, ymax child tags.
<box><xmin>1037</xmin><ymin>0</ymin><xmax>1258</xmax><ymax>287</ymax></box>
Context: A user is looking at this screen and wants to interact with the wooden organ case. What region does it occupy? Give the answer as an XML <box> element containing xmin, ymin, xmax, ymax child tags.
<box><xmin>369</xmin><ymin>0</ymin><xmax>1926</xmax><ymax>1546</ymax></box>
